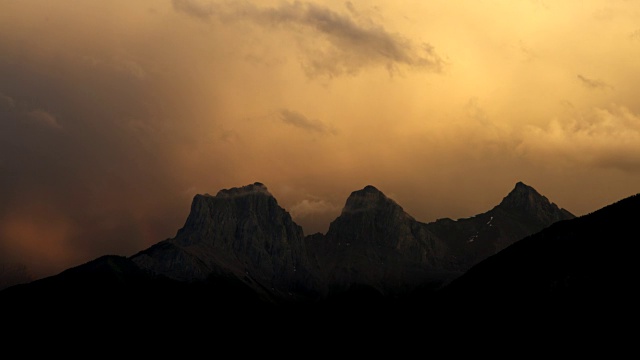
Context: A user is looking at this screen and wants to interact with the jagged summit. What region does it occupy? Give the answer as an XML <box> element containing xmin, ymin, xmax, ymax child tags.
<box><xmin>342</xmin><ymin>185</ymin><xmax>402</xmax><ymax>214</ymax></box>
<box><xmin>494</xmin><ymin>181</ymin><xmax>574</xmax><ymax>224</ymax></box>
<box><xmin>215</xmin><ymin>182</ymin><xmax>272</xmax><ymax>198</ymax></box>
<box><xmin>499</xmin><ymin>181</ymin><xmax>549</xmax><ymax>209</ymax></box>
<box><xmin>362</xmin><ymin>185</ymin><xmax>381</xmax><ymax>192</ymax></box>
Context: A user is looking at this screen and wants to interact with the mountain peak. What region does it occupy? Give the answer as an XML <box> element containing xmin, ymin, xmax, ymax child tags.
<box><xmin>499</xmin><ymin>182</ymin><xmax>546</xmax><ymax>209</ymax></box>
<box><xmin>362</xmin><ymin>185</ymin><xmax>382</xmax><ymax>193</ymax></box>
<box><xmin>341</xmin><ymin>185</ymin><xmax>400</xmax><ymax>214</ymax></box>
<box><xmin>215</xmin><ymin>182</ymin><xmax>272</xmax><ymax>198</ymax></box>
<box><xmin>496</xmin><ymin>182</ymin><xmax>574</xmax><ymax>222</ymax></box>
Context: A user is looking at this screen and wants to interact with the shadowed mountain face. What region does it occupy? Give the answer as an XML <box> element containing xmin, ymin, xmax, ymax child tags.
<box><xmin>411</xmin><ymin>194</ymin><xmax>640</xmax><ymax>332</ymax></box>
<box><xmin>130</xmin><ymin>182</ymin><xmax>320</xmax><ymax>303</ymax></box>
<box><xmin>307</xmin><ymin>182</ymin><xmax>575</xmax><ymax>298</ymax></box>
<box><xmin>426</xmin><ymin>181</ymin><xmax>575</xmax><ymax>274</ymax></box>
<box><xmin>435</xmin><ymin>193</ymin><xmax>639</xmax><ymax>309</ymax></box>
<box><xmin>307</xmin><ymin>185</ymin><xmax>452</xmax><ymax>297</ymax></box>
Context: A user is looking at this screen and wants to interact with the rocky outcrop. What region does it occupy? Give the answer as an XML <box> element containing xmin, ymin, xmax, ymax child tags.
<box><xmin>307</xmin><ymin>186</ymin><xmax>450</xmax><ymax>297</ymax></box>
<box><xmin>131</xmin><ymin>182</ymin><xmax>319</xmax><ymax>303</ymax></box>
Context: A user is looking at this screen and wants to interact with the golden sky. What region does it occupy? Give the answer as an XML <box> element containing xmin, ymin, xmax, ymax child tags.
<box><xmin>1</xmin><ymin>0</ymin><xmax>640</xmax><ymax>280</ymax></box>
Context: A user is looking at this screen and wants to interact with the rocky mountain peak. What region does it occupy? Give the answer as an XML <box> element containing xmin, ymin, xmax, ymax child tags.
<box><xmin>178</xmin><ymin>182</ymin><xmax>283</xmax><ymax>239</ymax></box>
<box><xmin>341</xmin><ymin>185</ymin><xmax>401</xmax><ymax>214</ymax></box>
<box><xmin>496</xmin><ymin>182</ymin><xmax>574</xmax><ymax>222</ymax></box>
<box><xmin>215</xmin><ymin>182</ymin><xmax>272</xmax><ymax>198</ymax></box>
<box><xmin>499</xmin><ymin>182</ymin><xmax>547</xmax><ymax>209</ymax></box>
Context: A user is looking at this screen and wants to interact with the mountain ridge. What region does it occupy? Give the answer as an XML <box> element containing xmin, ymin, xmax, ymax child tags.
<box><xmin>0</xmin><ymin>180</ymin><xmax>576</xmax><ymax>307</ymax></box>
<box><xmin>2</xmin><ymin>181</ymin><xmax>635</xmax><ymax>341</ymax></box>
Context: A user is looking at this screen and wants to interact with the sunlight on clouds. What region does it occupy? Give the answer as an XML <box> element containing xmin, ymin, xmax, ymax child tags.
<box><xmin>290</xmin><ymin>198</ymin><xmax>340</xmax><ymax>218</ymax></box>
<box><xmin>519</xmin><ymin>105</ymin><xmax>640</xmax><ymax>172</ymax></box>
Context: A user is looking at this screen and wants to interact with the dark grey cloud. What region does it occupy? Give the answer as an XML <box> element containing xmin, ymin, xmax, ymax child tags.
<box><xmin>577</xmin><ymin>74</ymin><xmax>613</xmax><ymax>90</ymax></box>
<box><xmin>279</xmin><ymin>109</ymin><xmax>335</xmax><ymax>134</ymax></box>
<box><xmin>172</xmin><ymin>0</ymin><xmax>216</xmax><ymax>20</ymax></box>
<box><xmin>172</xmin><ymin>0</ymin><xmax>445</xmax><ymax>77</ymax></box>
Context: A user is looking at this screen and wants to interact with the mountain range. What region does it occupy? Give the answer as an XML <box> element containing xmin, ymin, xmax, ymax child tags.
<box><xmin>1</xmin><ymin>181</ymin><xmax>635</xmax><ymax>335</ymax></box>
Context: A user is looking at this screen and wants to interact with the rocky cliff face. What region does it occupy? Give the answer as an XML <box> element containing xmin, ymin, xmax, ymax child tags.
<box><xmin>307</xmin><ymin>186</ymin><xmax>450</xmax><ymax>297</ymax></box>
<box><xmin>131</xmin><ymin>182</ymin><xmax>319</xmax><ymax>302</ymax></box>
<box><xmin>495</xmin><ymin>181</ymin><xmax>575</xmax><ymax>226</ymax></box>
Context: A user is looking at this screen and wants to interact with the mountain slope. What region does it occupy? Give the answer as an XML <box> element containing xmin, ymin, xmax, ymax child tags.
<box><xmin>426</xmin><ymin>181</ymin><xmax>575</xmax><ymax>273</ymax></box>
<box><xmin>432</xmin><ymin>193</ymin><xmax>639</xmax><ymax>318</ymax></box>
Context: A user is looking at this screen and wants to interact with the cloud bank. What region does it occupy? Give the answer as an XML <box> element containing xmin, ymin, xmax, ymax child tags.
<box><xmin>519</xmin><ymin>105</ymin><xmax>640</xmax><ymax>172</ymax></box>
<box><xmin>172</xmin><ymin>0</ymin><xmax>445</xmax><ymax>77</ymax></box>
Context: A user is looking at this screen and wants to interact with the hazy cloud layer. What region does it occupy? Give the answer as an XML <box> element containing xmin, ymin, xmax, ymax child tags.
<box><xmin>519</xmin><ymin>105</ymin><xmax>640</xmax><ymax>172</ymax></box>
<box><xmin>172</xmin><ymin>0</ymin><xmax>444</xmax><ymax>76</ymax></box>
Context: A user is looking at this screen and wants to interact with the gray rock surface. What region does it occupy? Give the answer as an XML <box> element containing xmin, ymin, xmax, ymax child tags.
<box><xmin>131</xmin><ymin>182</ymin><xmax>319</xmax><ymax>302</ymax></box>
